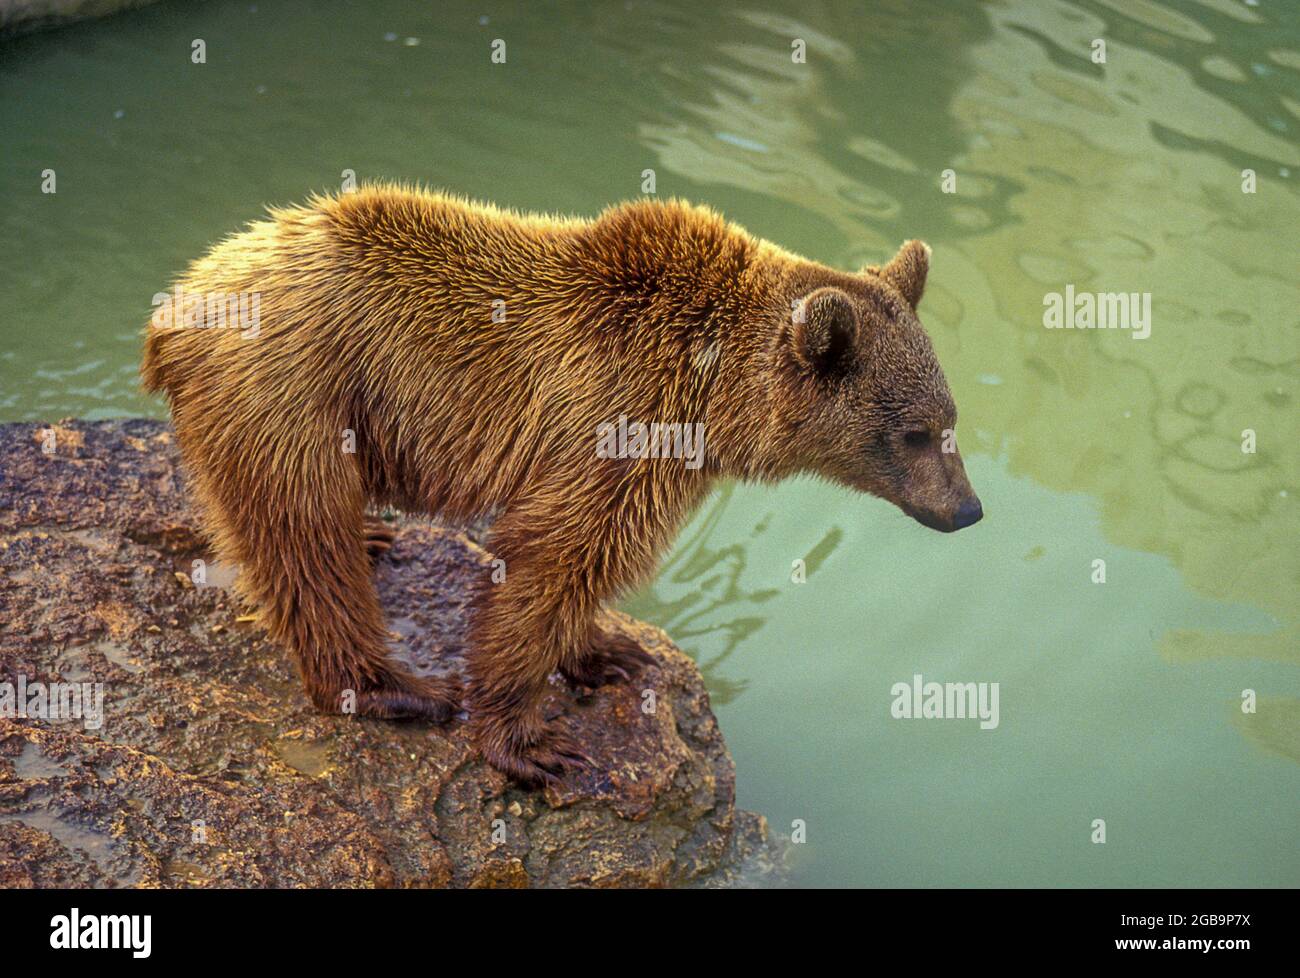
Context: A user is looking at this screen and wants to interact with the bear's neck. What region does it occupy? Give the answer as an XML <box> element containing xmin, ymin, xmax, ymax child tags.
<box><xmin>580</xmin><ymin>208</ymin><xmax>805</xmax><ymax>480</ymax></box>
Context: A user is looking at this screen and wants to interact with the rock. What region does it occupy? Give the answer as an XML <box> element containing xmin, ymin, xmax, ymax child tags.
<box><xmin>0</xmin><ymin>1</ymin><xmax>163</xmax><ymax>38</ymax></box>
<box><xmin>0</xmin><ymin>419</ymin><xmax>786</xmax><ymax>887</ymax></box>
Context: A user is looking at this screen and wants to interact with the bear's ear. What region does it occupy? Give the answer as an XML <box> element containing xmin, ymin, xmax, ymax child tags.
<box><xmin>788</xmin><ymin>287</ymin><xmax>857</xmax><ymax>377</ymax></box>
<box><xmin>866</xmin><ymin>239</ymin><xmax>931</xmax><ymax>309</ymax></box>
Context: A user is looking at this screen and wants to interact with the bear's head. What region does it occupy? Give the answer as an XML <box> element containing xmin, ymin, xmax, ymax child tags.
<box><xmin>764</xmin><ymin>240</ymin><xmax>981</xmax><ymax>533</ymax></box>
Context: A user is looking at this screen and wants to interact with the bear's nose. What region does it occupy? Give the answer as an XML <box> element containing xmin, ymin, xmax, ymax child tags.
<box><xmin>952</xmin><ymin>497</ymin><xmax>983</xmax><ymax>530</ymax></box>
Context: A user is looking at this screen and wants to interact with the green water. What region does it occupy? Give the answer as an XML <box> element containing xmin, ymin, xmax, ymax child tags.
<box><xmin>2</xmin><ymin>1</ymin><xmax>1296</xmax><ymax>887</ymax></box>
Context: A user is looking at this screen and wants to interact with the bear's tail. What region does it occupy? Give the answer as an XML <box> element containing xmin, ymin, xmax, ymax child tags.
<box><xmin>140</xmin><ymin>320</ymin><xmax>171</xmax><ymax>395</ymax></box>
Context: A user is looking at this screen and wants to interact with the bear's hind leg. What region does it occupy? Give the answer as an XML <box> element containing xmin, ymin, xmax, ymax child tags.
<box><xmin>202</xmin><ymin>439</ymin><xmax>458</xmax><ymax>722</ymax></box>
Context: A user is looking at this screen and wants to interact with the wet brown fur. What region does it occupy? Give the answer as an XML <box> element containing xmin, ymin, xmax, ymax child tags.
<box><xmin>142</xmin><ymin>185</ymin><xmax>978</xmax><ymax>785</ymax></box>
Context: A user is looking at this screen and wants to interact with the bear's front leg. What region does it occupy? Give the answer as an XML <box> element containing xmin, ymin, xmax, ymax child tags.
<box><xmin>560</xmin><ymin>626</ymin><xmax>657</xmax><ymax>689</ymax></box>
<box><xmin>465</xmin><ymin>504</ymin><xmax>603</xmax><ymax>786</ymax></box>
<box><xmin>467</xmin><ymin>462</ymin><xmax>698</xmax><ymax>785</ymax></box>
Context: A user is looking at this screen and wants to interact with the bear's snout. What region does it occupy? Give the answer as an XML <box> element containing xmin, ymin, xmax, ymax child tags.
<box><xmin>952</xmin><ymin>496</ymin><xmax>983</xmax><ymax>530</ymax></box>
<box><xmin>903</xmin><ymin>494</ymin><xmax>983</xmax><ymax>533</ymax></box>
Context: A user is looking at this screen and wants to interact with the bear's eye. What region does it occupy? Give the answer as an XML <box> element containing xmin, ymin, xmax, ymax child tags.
<box><xmin>902</xmin><ymin>429</ymin><xmax>931</xmax><ymax>448</ymax></box>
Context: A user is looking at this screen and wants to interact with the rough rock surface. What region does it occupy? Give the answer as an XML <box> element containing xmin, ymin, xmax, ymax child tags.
<box><xmin>0</xmin><ymin>419</ymin><xmax>785</xmax><ymax>888</ymax></box>
<box><xmin>0</xmin><ymin>0</ymin><xmax>162</xmax><ymax>38</ymax></box>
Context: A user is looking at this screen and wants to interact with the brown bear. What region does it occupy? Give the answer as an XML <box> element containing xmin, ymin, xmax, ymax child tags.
<box><xmin>142</xmin><ymin>185</ymin><xmax>981</xmax><ymax>785</ymax></box>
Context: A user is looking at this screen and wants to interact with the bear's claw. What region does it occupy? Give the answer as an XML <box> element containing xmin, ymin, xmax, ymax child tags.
<box><xmin>352</xmin><ymin>678</ymin><xmax>459</xmax><ymax>723</ymax></box>
<box><xmin>480</xmin><ymin>720</ymin><xmax>595</xmax><ymax>788</ymax></box>
<box><xmin>363</xmin><ymin>517</ymin><xmax>397</xmax><ymax>563</ymax></box>
<box><xmin>562</xmin><ymin>631</ymin><xmax>657</xmax><ymax>688</ymax></box>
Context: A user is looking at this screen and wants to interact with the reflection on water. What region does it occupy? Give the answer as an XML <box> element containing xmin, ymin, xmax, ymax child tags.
<box><xmin>1</xmin><ymin>0</ymin><xmax>1296</xmax><ymax>886</ymax></box>
<box><xmin>947</xmin><ymin>1</ymin><xmax>1298</xmax><ymax>676</ymax></box>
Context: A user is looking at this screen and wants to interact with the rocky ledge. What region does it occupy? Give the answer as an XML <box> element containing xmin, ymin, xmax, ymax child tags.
<box><xmin>0</xmin><ymin>419</ymin><xmax>785</xmax><ymax>888</ymax></box>
<box><xmin>0</xmin><ymin>1</ymin><xmax>163</xmax><ymax>38</ymax></box>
